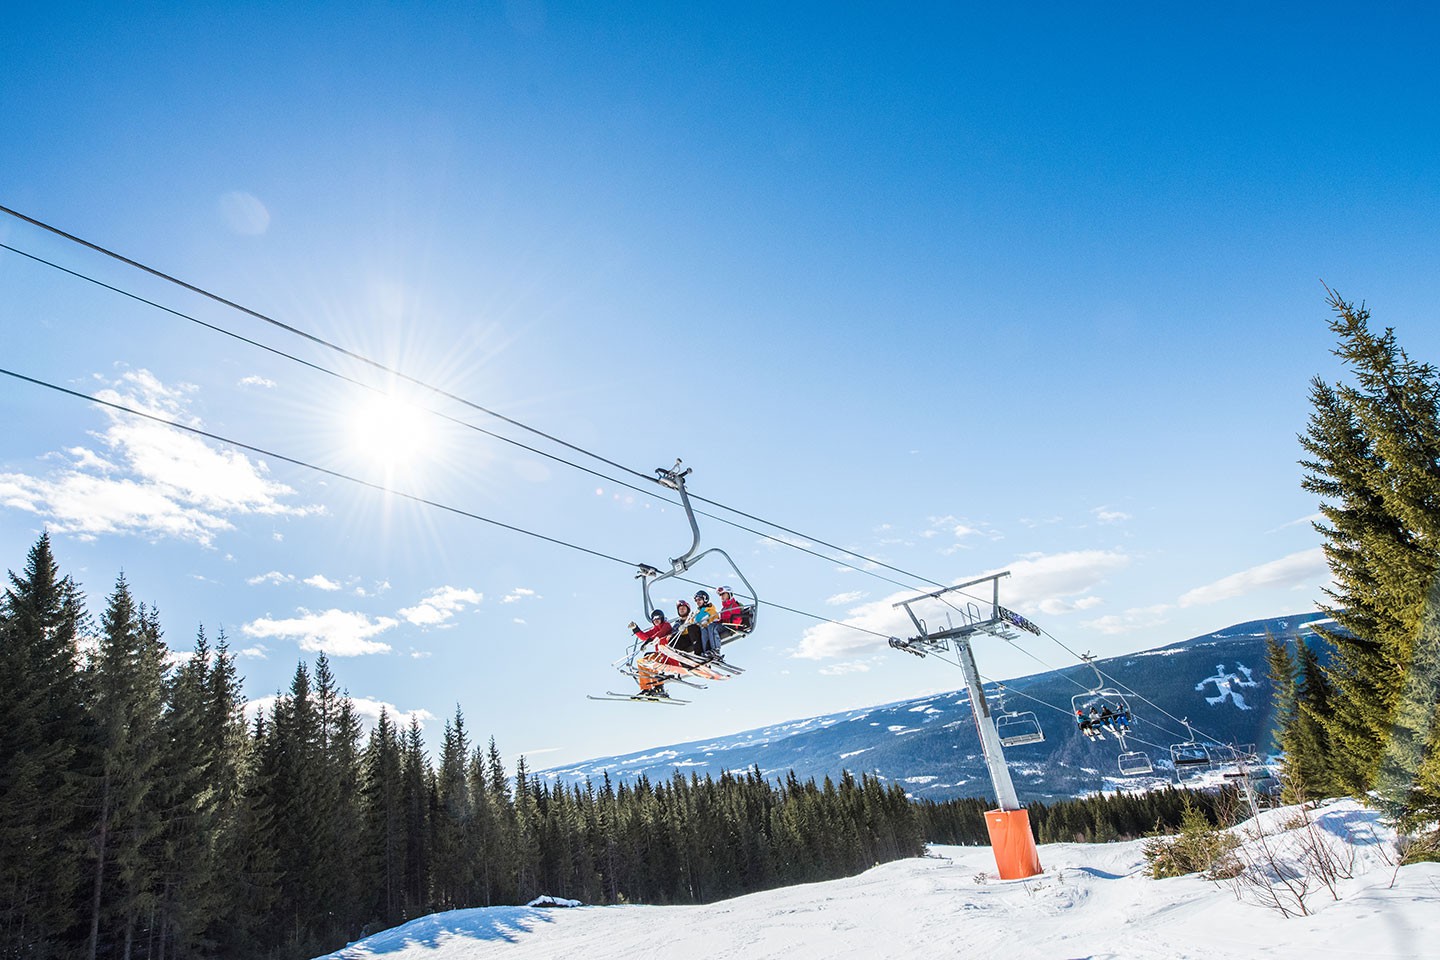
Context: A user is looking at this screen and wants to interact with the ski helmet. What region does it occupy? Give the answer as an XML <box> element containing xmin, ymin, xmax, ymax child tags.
<box><xmin>650</xmin><ymin>609</ymin><xmax>665</xmax><ymax>621</ymax></box>
<box><xmin>694</xmin><ymin>590</ymin><xmax>710</xmax><ymax>603</ymax></box>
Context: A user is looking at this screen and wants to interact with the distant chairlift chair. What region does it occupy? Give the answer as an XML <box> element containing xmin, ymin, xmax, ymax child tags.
<box><xmin>1170</xmin><ymin>719</ymin><xmax>1214</xmax><ymax>771</ymax></box>
<box><xmin>995</xmin><ymin>710</ymin><xmax>1045</xmax><ymax>747</ymax></box>
<box><xmin>1117</xmin><ymin>750</ymin><xmax>1154</xmax><ymax>776</ymax></box>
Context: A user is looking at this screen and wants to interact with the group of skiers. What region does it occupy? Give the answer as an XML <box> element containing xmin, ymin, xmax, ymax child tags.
<box><xmin>626</xmin><ymin>586</ymin><xmax>749</xmax><ymax>697</ymax></box>
<box><xmin>1076</xmin><ymin>704</ymin><xmax>1131</xmax><ymax>740</ymax></box>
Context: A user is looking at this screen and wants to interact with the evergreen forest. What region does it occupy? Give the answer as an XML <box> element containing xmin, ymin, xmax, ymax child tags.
<box><xmin>0</xmin><ymin>535</ymin><xmax>933</xmax><ymax>959</ymax></box>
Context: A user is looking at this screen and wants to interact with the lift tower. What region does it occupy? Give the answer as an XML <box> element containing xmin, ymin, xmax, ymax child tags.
<box><xmin>889</xmin><ymin>572</ymin><xmax>1044</xmax><ymax>879</ymax></box>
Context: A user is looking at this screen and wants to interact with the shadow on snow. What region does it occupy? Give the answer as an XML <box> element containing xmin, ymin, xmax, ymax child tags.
<box><xmin>331</xmin><ymin>906</ymin><xmax>560</xmax><ymax>956</ymax></box>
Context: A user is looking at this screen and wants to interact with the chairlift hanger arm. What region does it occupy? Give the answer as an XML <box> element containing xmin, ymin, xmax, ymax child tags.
<box><xmin>651</xmin><ymin>460</ymin><xmax>701</xmax><ymax>571</ymax></box>
<box><xmin>636</xmin><ymin>462</ymin><xmax>760</xmax><ymax>631</ymax></box>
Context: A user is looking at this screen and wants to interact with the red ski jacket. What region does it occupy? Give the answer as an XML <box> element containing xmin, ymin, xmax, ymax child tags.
<box><xmin>632</xmin><ymin>619</ymin><xmax>674</xmax><ymax>646</ymax></box>
<box><xmin>720</xmin><ymin>597</ymin><xmax>746</xmax><ymax>626</ymax></box>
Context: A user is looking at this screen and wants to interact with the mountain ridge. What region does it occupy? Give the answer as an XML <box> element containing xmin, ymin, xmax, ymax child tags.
<box><xmin>539</xmin><ymin>612</ymin><xmax>1331</xmax><ymax>800</ymax></box>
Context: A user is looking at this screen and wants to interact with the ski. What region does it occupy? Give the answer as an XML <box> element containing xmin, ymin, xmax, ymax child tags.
<box><xmin>588</xmin><ymin>691</ymin><xmax>689</xmax><ymax>705</ymax></box>
<box><xmin>656</xmin><ymin>643</ymin><xmax>744</xmax><ymax>675</ymax></box>
<box><xmin>651</xmin><ymin>644</ymin><xmax>733</xmax><ymax>680</ymax></box>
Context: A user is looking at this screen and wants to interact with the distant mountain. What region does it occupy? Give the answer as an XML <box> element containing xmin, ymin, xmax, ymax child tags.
<box><xmin>538</xmin><ymin>613</ymin><xmax>1332</xmax><ymax>801</ymax></box>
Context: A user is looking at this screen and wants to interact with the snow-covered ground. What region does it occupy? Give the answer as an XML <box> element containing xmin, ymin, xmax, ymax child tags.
<box><xmin>318</xmin><ymin>799</ymin><xmax>1438</xmax><ymax>960</ymax></box>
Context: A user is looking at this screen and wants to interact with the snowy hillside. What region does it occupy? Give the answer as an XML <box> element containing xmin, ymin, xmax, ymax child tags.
<box><xmin>317</xmin><ymin>798</ymin><xmax>1435</xmax><ymax>960</ymax></box>
<box><xmin>539</xmin><ymin>613</ymin><xmax>1330</xmax><ymax>800</ymax></box>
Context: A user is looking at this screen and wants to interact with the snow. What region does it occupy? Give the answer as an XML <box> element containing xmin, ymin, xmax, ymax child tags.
<box><xmin>317</xmin><ymin>800</ymin><xmax>1437</xmax><ymax>960</ymax></box>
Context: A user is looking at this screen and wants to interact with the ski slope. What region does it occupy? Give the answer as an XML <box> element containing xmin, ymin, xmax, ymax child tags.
<box><xmin>318</xmin><ymin>799</ymin><xmax>1436</xmax><ymax>960</ymax></box>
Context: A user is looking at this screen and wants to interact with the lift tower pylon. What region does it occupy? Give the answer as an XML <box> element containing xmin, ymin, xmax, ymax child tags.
<box><xmin>889</xmin><ymin>572</ymin><xmax>1044</xmax><ymax>880</ymax></box>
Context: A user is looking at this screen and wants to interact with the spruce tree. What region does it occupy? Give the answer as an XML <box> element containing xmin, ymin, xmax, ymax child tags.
<box><xmin>432</xmin><ymin>706</ymin><xmax>475</xmax><ymax>908</ymax></box>
<box><xmin>361</xmin><ymin>708</ymin><xmax>407</xmax><ymax>925</ymax></box>
<box><xmin>0</xmin><ymin>534</ymin><xmax>89</xmax><ymax>959</ymax></box>
<box><xmin>1287</xmin><ymin>637</ymin><xmax>1339</xmax><ymax>801</ymax></box>
<box><xmin>1299</xmin><ymin>290</ymin><xmax>1440</xmax><ymax>817</ymax></box>
<box><xmin>84</xmin><ymin>580</ymin><xmax>168</xmax><ymax>960</ymax></box>
<box><xmin>400</xmin><ymin>716</ymin><xmax>432</xmax><ymax>915</ymax></box>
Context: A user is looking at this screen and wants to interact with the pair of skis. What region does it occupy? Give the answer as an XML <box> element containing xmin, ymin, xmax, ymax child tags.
<box><xmin>588</xmin><ymin>690</ymin><xmax>690</xmax><ymax>705</ymax></box>
<box><xmin>590</xmin><ymin>643</ymin><xmax>744</xmax><ymax>706</ymax></box>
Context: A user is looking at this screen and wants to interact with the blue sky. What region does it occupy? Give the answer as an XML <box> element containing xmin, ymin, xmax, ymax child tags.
<box><xmin>3</xmin><ymin>3</ymin><xmax>1438</xmax><ymax>766</ymax></box>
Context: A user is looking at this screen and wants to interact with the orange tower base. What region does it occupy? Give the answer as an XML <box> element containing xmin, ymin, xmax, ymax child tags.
<box><xmin>984</xmin><ymin>808</ymin><xmax>1043</xmax><ymax>879</ymax></box>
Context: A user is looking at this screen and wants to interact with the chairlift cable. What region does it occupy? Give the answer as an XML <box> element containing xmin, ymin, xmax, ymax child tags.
<box><xmin>4</xmin><ymin>240</ymin><xmax>932</xmax><ymax>596</ymax></box>
<box><xmin>1094</xmin><ymin>670</ymin><xmax>1232</xmax><ymax>747</ymax></box>
<box><xmin>0</xmin><ymin>366</ymin><xmax>897</xmax><ymax>644</ymax></box>
<box><xmin>1</xmin><ymin>228</ymin><xmax>945</xmax><ymax>594</ymax></box>
<box><xmin>921</xmin><ymin>585</ymin><xmax>1230</xmax><ymax>751</ymax></box>
<box><xmin>0</xmin><ymin>205</ymin><xmax>658</xmax><ymax>483</ymax></box>
<box><xmin>0</xmin><ymin>241</ymin><xmax>674</xmax><ymax>501</ymax></box>
<box><xmin>932</xmin><ymin>594</ymin><xmax>1093</xmax><ymax>694</ymax></box>
<box><xmin>0</xmin><ymin>366</ymin><xmax>646</xmax><ymax>569</ymax></box>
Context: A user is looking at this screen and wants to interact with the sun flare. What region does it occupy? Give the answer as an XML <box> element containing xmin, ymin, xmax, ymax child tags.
<box><xmin>346</xmin><ymin>391</ymin><xmax>435</xmax><ymax>471</ymax></box>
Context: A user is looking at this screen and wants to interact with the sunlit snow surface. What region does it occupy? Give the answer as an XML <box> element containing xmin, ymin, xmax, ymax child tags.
<box><xmin>317</xmin><ymin>799</ymin><xmax>1436</xmax><ymax>960</ymax></box>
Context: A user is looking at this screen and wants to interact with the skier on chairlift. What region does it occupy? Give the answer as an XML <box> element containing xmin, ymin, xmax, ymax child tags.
<box><xmin>692</xmin><ymin>590</ymin><xmax>723</xmax><ymax>659</ymax></box>
<box><xmin>718</xmin><ymin>585</ymin><xmax>747</xmax><ymax>639</ymax></box>
<box><xmin>672</xmin><ymin>599</ymin><xmax>703</xmax><ymax>655</ymax></box>
<box><xmin>628</xmin><ymin>609</ymin><xmax>676</xmax><ymax>698</ymax></box>
<box><xmin>1077</xmin><ymin>707</ymin><xmax>1104</xmax><ymax>740</ymax></box>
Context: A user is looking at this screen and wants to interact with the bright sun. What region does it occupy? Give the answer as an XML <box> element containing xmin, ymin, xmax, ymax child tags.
<box><xmin>347</xmin><ymin>391</ymin><xmax>435</xmax><ymax>472</ymax></box>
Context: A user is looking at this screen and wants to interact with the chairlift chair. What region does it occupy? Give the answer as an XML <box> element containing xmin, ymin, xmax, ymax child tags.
<box><xmin>638</xmin><ymin>462</ymin><xmax>759</xmax><ymax>646</ymax></box>
<box><xmin>1170</xmin><ymin>719</ymin><xmax>1214</xmax><ymax>769</ymax></box>
<box><xmin>1117</xmin><ymin>751</ymin><xmax>1154</xmax><ymax>776</ymax></box>
<box><xmin>995</xmin><ymin>710</ymin><xmax>1045</xmax><ymax>747</ymax></box>
<box><xmin>1069</xmin><ymin>654</ymin><xmax>1132</xmax><ymax>725</ymax></box>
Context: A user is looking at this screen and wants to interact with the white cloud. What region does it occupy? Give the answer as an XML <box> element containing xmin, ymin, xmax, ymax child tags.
<box><xmin>794</xmin><ymin>589</ymin><xmax>930</xmax><ymax>660</ymax></box>
<box><xmin>762</xmin><ymin>533</ymin><xmax>813</xmax><ymax>551</ymax></box>
<box><xmin>1177</xmin><ymin>548</ymin><xmax>1330</xmax><ymax>608</ymax></box>
<box><xmin>242</xmin><ymin>608</ymin><xmax>397</xmax><ymax>656</ymax></box>
<box><xmin>0</xmin><ymin>370</ymin><xmax>318</xmax><ymax>546</ymax></box>
<box><xmin>238</xmin><ymin>644</ymin><xmax>269</xmax><ymax>659</ymax></box>
<box><xmin>1082</xmin><ymin>604</ymin><xmax>1173</xmax><ymax>636</ymax></box>
<box><xmin>244</xmin><ymin>694</ymin><xmax>432</xmax><ymax>732</ymax></box>
<box><xmin>1001</xmin><ymin>550</ymin><xmax>1132</xmax><ymax>611</ymax></box>
<box><xmin>243</xmin><ymin>694</ymin><xmax>279</xmax><ymax>723</ymax></box>
<box><xmin>920</xmin><ymin>514</ymin><xmax>997</xmax><ymax>544</ymax></box>
<box><xmin>347</xmin><ymin>697</ymin><xmax>434</xmax><ymax>731</ymax></box>
<box><xmin>1038</xmin><ymin>595</ymin><xmax>1104</xmax><ymax>615</ymax></box>
<box><xmin>239</xmin><ymin>375</ymin><xmax>276</xmax><ymax>388</ymax></box>
<box><xmin>304</xmin><ymin>574</ymin><xmax>342</xmax><ymax>592</ymax></box>
<box><xmin>247</xmin><ymin>570</ymin><xmax>293</xmax><ymax>586</ymax></box>
<box><xmin>1092</xmin><ymin>506</ymin><xmax>1131</xmax><ymax>524</ymax></box>
<box><xmin>398</xmin><ymin>586</ymin><xmax>483</xmax><ymax>627</ymax></box>
<box><xmin>502</xmin><ymin>587</ymin><xmax>538</xmax><ymax>604</ymax></box>
<box><xmin>819</xmin><ymin>660</ymin><xmax>874</xmax><ymax>676</ymax></box>
<box><xmin>66</xmin><ymin>447</ymin><xmax>116</xmax><ymax>472</ymax></box>
<box><xmin>826</xmin><ymin>591</ymin><xmax>865</xmax><ymax>606</ymax></box>
<box><xmin>1269</xmin><ymin>513</ymin><xmax>1323</xmax><ymax>534</ymax></box>
<box><xmin>793</xmin><ymin>550</ymin><xmax>1130</xmax><ymax>660</ymax></box>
